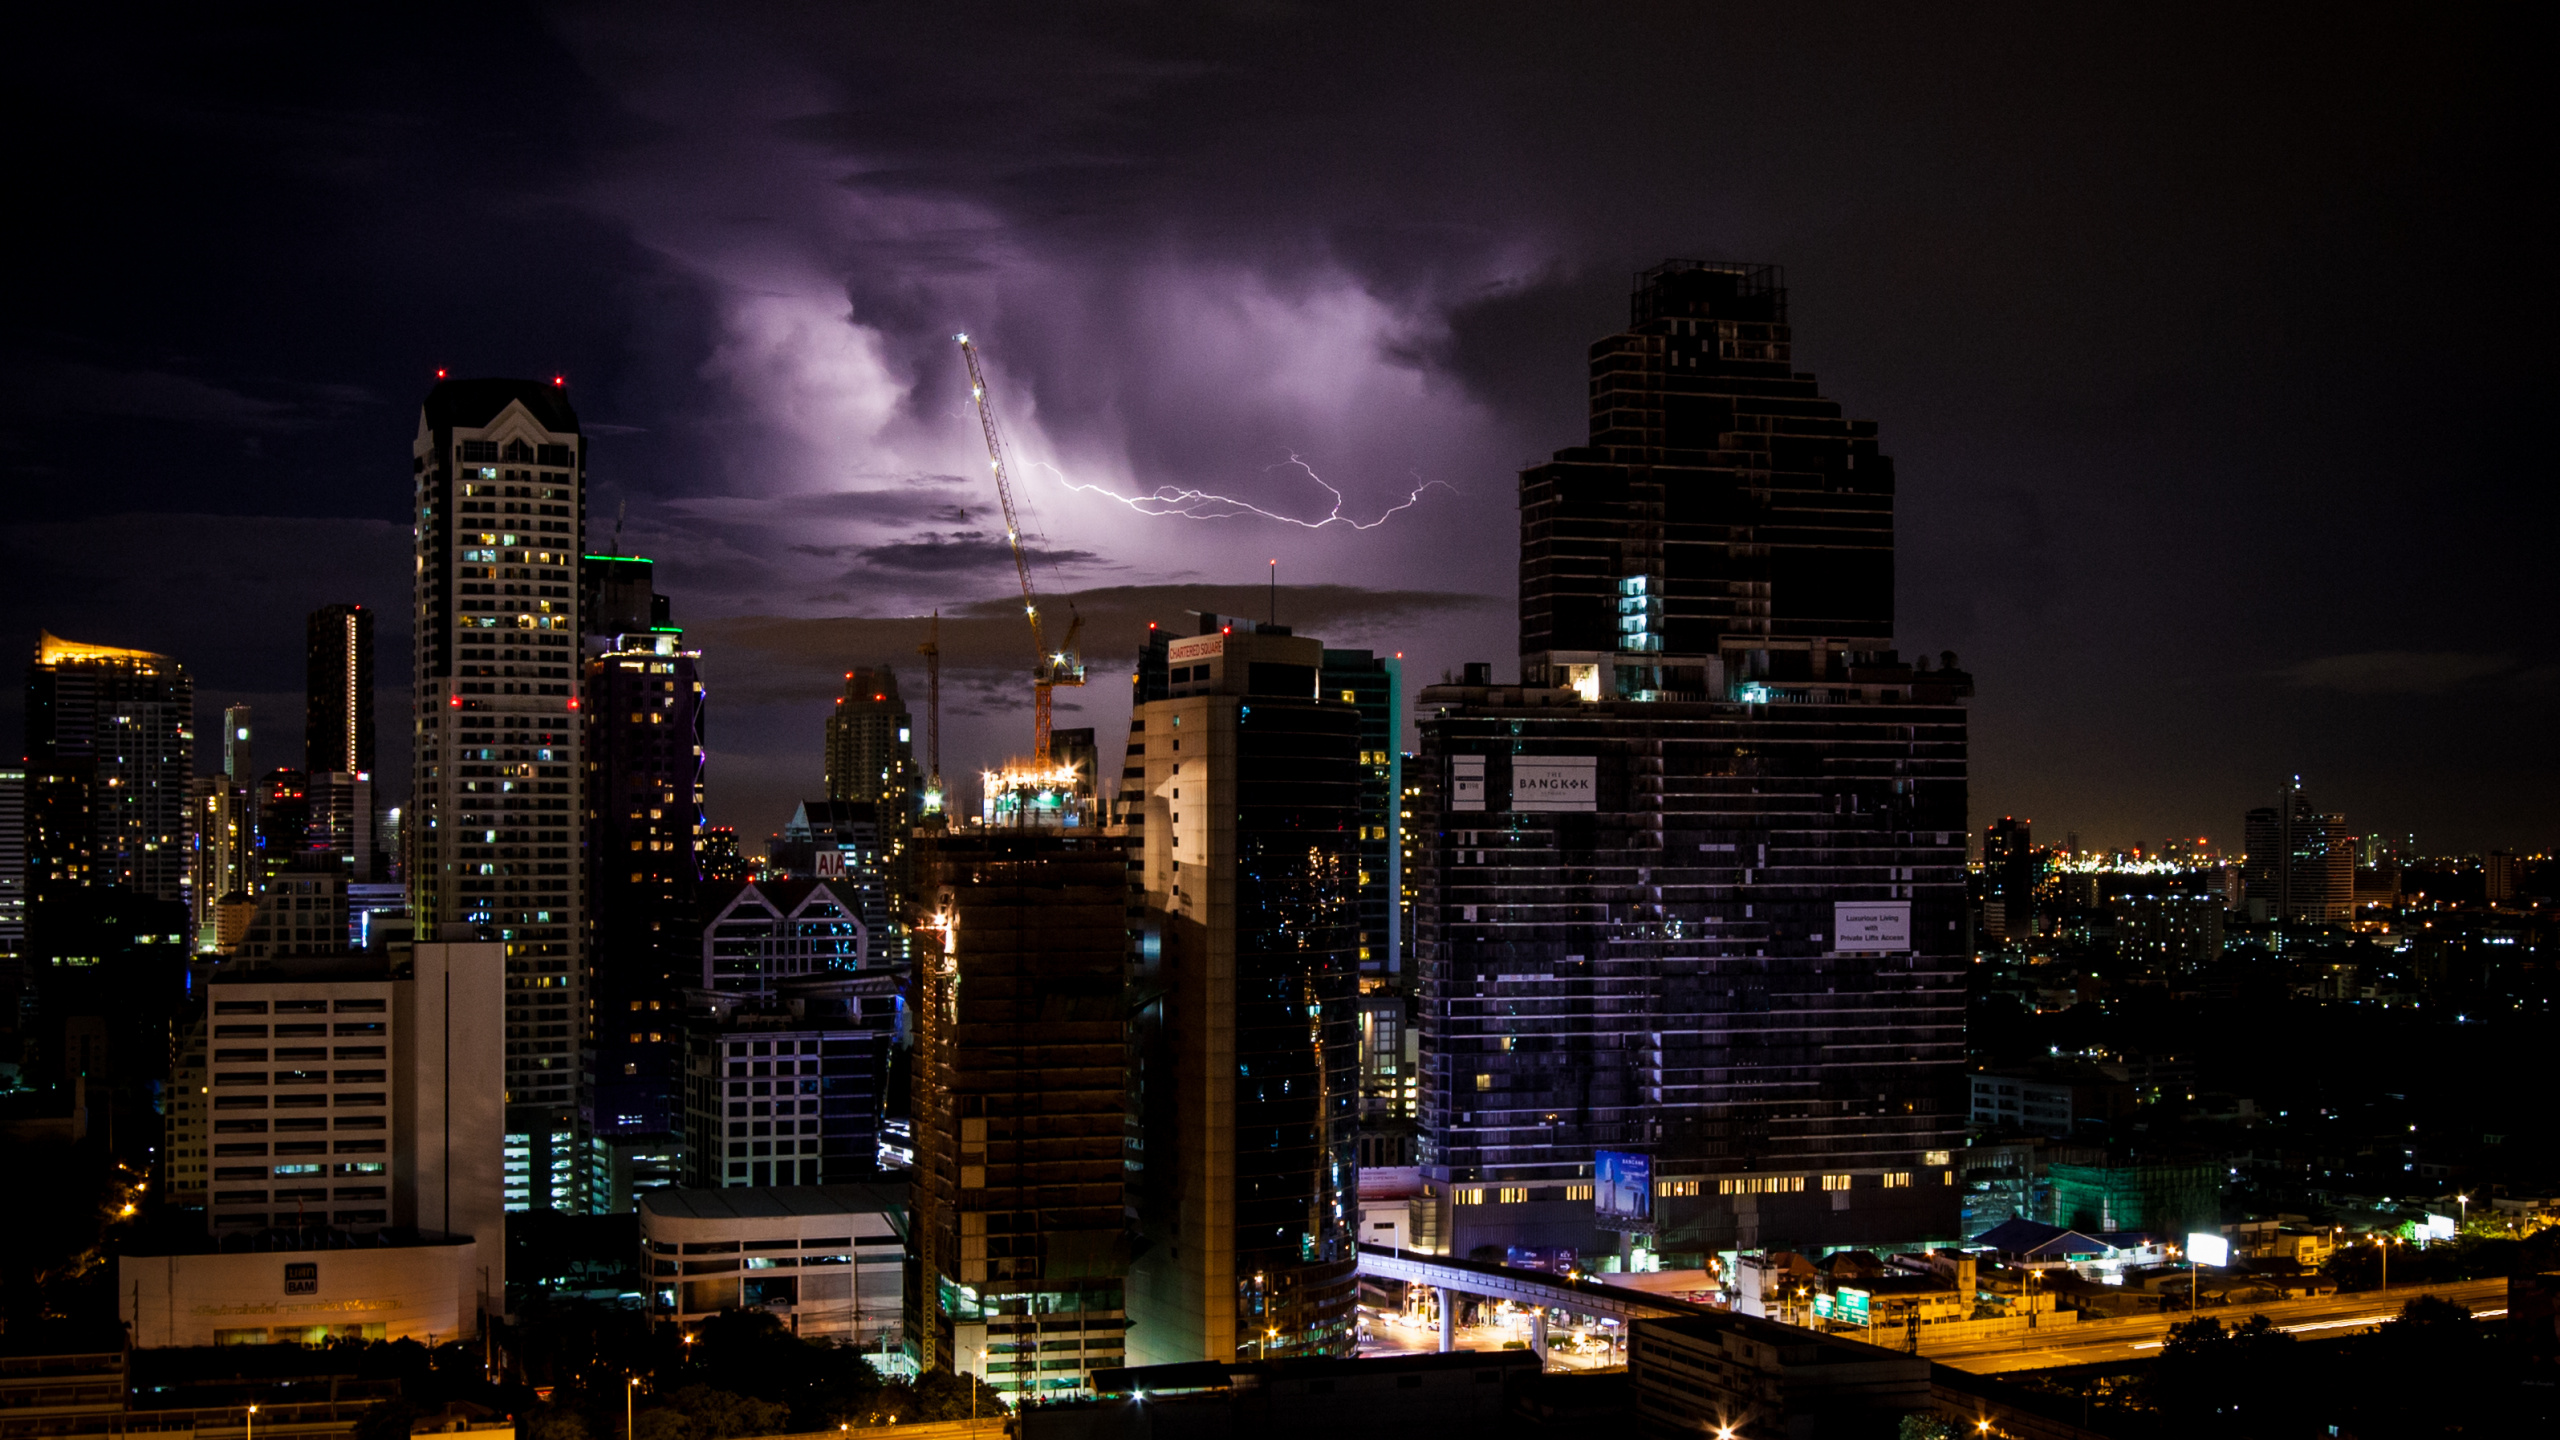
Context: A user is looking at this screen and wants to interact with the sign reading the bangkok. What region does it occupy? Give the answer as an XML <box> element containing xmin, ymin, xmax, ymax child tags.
<box><xmin>1595</xmin><ymin>1150</ymin><xmax>1653</xmax><ymax>1224</ymax></box>
<box><xmin>1832</xmin><ymin>901</ymin><xmax>1911</xmax><ymax>952</ymax></box>
<box><xmin>1511</xmin><ymin>756</ymin><xmax>1597</xmax><ymax>812</ymax></box>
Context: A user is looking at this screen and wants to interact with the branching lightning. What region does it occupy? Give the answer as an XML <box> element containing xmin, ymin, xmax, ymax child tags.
<box><xmin>1031</xmin><ymin>454</ymin><xmax>1455</xmax><ymax>530</ymax></box>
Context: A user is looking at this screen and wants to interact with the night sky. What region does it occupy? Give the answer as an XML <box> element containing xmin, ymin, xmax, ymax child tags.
<box><xmin>4</xmin><ymin>4</ymin><xmax>2548</xmax><ymax>855</ymax></box>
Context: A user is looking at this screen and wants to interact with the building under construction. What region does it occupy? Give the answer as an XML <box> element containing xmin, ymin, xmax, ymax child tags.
<box><xmin>908</xmin><ymin>831</ymin><xmax>1134</xmax><ymax>1401</ymax></box>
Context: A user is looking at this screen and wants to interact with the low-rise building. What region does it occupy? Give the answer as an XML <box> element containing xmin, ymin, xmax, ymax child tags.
<box><xmin>1967</xmin><ymin>1064</ymin><xmax>2134</xmax><ymax>1138</ymax></box>
<box><xmin>1630</xmin><ymin>1310</ymin><xmax>1930</xmax><ymax>1438</ymax></box>
<box><xmin>638</xmin><ymin>1184</ymin><xmax>905</xmax><ymax>1356</ymax></box>
<box><xmin>680</xmin><ymin>978</ymin><xmax>898</xmax><ymax>1189</ymax></box>
<box><xmin>121</xmin><ymin>1232</ymin><xmax>483</xmax><ymax>1348</ymax></box>
<box><xmin>121</xmin><ymin>939</ymin><xmax>505</xmax><ymax>1347</ymax></box>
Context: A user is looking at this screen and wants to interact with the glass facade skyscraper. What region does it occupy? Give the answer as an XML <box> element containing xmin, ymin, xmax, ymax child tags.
<box><xmin>1413</xmin><ymin>262</ymin><xmax>1973</xmax><ymax>1265</ymax></box>
<box><xmin>1124</xmin><ymin>618</ymin><xmax>1360</xmax><ymax>1364</ymax></box>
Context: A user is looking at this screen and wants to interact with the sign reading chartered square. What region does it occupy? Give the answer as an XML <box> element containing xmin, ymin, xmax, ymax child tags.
<box><xmin>1832</xmin><ymin>900</ymin><xmax>1911</xmax><ymax>952</ymax></box>
<box><xmin>1510</xmin><ymin>756</ymin><xmax>1597</xmax><ymax>811</ymax></box>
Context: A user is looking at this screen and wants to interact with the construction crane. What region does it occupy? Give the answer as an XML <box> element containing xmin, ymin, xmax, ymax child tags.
<box><xmin>955</xmin><ymin>333</ymin><xmax>1084</xmax><ymax>765</ymax></box>
<box><xmin>915</xmin><ymin>610</ymin><xmax>943</xmax><ymax>814</ymax></box>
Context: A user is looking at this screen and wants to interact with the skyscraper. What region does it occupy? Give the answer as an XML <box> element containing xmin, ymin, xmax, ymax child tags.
<box><xmin>912</xmin><ymin>831</ymin><xmax>1133</xmax><ymax>1397</ymax></box>
<box><xmin>306</xmin><ymin>604</ymin><xmax>376</xmax><ymax>777</ymax></box>
<box><xmin>1518</xmin><ymin>262</ymin><xmax>1891</xmax><ymax>699</ymax></box>
<box><xmin>1122</xmin><ymin>615</ymin><xmax>1360</xmax><ymax>1365</ymax></box>
<box><xmin>25</xmin><ymin>633</ymin><xmax>195</xmax><ymax>942</ymax></box>
<box><xmin>582</xmin><ymin>552</ymin><xmax>704</xmax><ymax>1151</ymax></box>
<box><xmin>1982</xmin><ymin>816</ymin><xmax>2036</xmax><ymax>941</ymax></box>
<box><xmin>1318</xmin><ymin>649</ymin><xmax>1403</xmax><ymax>983</ymax></box>
<box><xmin>1412</xmin><ymin>262</ymin><xmax>1972</xmax><ymax>1265</ymax></box>
<box><xmin>2242</xmin><ymin>778</ymin><xmax>2353</xmax><ymax>924</ymax></box>
<box><xmin>186</xmin><ymin>777</ymin><xmax>254</xmax><ymax>951</ymax></box>
<box><xmin>824</xmin><ymin>667</ymin><xmax>915</xmax><ymax>810</ymax></box>
<box><xmin>409</xmin><ymin>377</ymin><xmax>587</xmax><ymax>1206</ymax></box>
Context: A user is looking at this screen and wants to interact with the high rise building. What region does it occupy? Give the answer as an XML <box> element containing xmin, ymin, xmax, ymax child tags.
<box><xmin>1411</xmin><ymin>262</ymin><xmax>1972</xmax><ymax>1265</ymax></box>
<box><xmin>1982</xmin><ymin>816</ymin><xmax>2036</xmax><ymax>941</ymax></box>
<box><xmin>1318</xmin><ymin>650</ymin><xmax>1404</xmax><ymax>983</ymax></box>
<box><xmin>222</xmin><ymin>705</ymin><xmax>255</xmax><ymax>780</ymax></box>
<box><xmin>306</xmin><ymin>604</ymin><xmax>376</xmax><ymax>777</ymax></box>
<box><xmin>252</xmin><ymin>768</ymin><xmax>311</xmax><ymax>886</ymax></box>
<box><xmin>186</xmin><ymin>777</ymin><xmax>254</xmax><ymax>950</ymax></box>
<box><xmin>1121</xmin><ymin>615</ymin><xmax>1360</xmax><ymax>1365</ymax></box>
<box><xmin>2242</xmin><ymin>778</ymin><xmax>2353</xmax><ymax>924</ymax></box>
<box><xmin>581</xmin><ymin>553</ymin><xmax>704</xmax><ymax>1163</ymax></box>
<box><xmin>821</xmin><ymin>667</ymin><xmax>917</xmax><ymax>961</ymax></box>
<box><xmin>0</xmin><ymin>769</ymin><xmax>24</xmax><ymax>1011</ymax></box>
<box><xmin>682</xmin><ymin>877</ymin><xmax>899</xmax><ymax>1192</ymax></box>
<box><xmin>824</xmin><ymin>667</ymin><xmax>915</xmax><ymax>809</ymax></box>
<box><xmin>1517</xmin><ymin>263</ymin><xmax>1889</xmax><ymax>699</ymax></box>
<box><xmin>911</xmin><ymin>831</ymin><xmax>1133</xmax><ymax>1397</ymax></box>
<box><xmin>25</xmin><ymin>633</ymin><xmax>195</xmax><ymax>929</ymax></box>
<box><xmin>409</xmin><ymin>377</ymin><xmax>588</xmax><ymax>1203</ymax></box>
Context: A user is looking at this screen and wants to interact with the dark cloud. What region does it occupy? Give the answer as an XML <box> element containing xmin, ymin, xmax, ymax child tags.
<box><xmin>850</xmin><ymin>533</ymin><xmax>1105</xmax><ymax>574</ymax></box>
<box><xmin>4</xmin><ymin>4</ymin><xmax>2550</xmax><ymax>848</ymax></box>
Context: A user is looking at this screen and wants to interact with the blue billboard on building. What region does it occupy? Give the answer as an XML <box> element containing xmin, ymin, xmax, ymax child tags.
<box><xmin>1595</xmin><ymin>1150</ymin><xmax>1652</xmax><ymax>1224</ymax></box>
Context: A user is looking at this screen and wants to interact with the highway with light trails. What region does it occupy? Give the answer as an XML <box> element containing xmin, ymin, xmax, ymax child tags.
<box><xmin>1922</xmin><ymin>1278</ymin><xmax>2509</xmax><ymax>1373</ymax></box>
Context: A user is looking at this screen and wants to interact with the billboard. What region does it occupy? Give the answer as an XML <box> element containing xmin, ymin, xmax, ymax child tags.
<box><xmin>1167</xmin><ymin>634</ymin><xmax>1225</xmax><ymax>664</ymax></box>
<box><xmin>1815</xmin><ymin>1287</ymin><xmax>1871</xmax><ymax>1325</ymax></box>
<box><xmin>2422</xmin><ymin>1214</ymin><xmax>2456</xmax><ymax>1243</ymax></box>
<box><xmin>1833</xmin><ymin>901</ymin><xmax>1911</xmax><ymax>952</ymax></box>
<box><xmin>1511</xmin><ymin>756</ymin><xmax>1597</xmax><ymax>812</ymax></box>
<box><xmin>2186</xmin><ymin>1232</ymin><xmax>2230</xmax><ymax>1267</ymax></box>
<box><xmin>1595</xmin><ymin>1150</ymin><xmax>1652</xmax><ymax>1224</ymax></box>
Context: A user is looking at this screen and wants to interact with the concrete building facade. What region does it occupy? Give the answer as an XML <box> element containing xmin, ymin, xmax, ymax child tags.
<box><xmin>409</xmin><ymin>378</ymin><xmax>588</xmax><ymax>1200</ymax></box>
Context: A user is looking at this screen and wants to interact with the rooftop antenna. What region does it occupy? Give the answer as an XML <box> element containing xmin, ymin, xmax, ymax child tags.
<box><xmin>1269</xmin><ymin>559</ymin><xmax>1277</xmax><ymax>628</ymax></box>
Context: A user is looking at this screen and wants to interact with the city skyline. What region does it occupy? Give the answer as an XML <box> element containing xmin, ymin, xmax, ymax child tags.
<box><xmin>0</xmin><ymin>8</ymin><xmax>2546</xmax><ymax>857</ymax></box>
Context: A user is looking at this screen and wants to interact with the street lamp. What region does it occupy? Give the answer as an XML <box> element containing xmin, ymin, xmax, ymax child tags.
<box><xmin>247</xmin><ymin>1404</ymin><xmax>258</xmax><ymax>1440</ymax></box>
<box><xmin>626</xmin><ymin>1377</ymin><xmax>640</xmax><ymax>1440</ymax></box>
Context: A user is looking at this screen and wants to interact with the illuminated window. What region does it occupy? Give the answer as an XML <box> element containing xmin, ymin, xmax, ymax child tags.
<box><xmin>1496</xmin><ymin>1187</ymin><xmax>1526</xmax><ymax>1204</ymax></box>
<box><xmin>1882</xmin><ymin>1172</ymin><xmax>1913</xmax><ymax>1189</ymax></box>
<box><xmin>1453</xmin><ymin>1187</ymin><xmax>1484</xmax><ymax>1206</ymax></box>
<box><xmin>1822</xmin><ymin>1174</ymin><xmax>1853</xmax><ymax>1191</ymax></box>
<box><xmin>1922</xmin><ymin>1150</ymin><xmax>1951</xmax><ymax>1167</ymax></box>
<box><xmin>1565</xmin><ymin>1183</ymin><xmax>1593</xmax><ymax>1201</ymax></box>
<box><xmin>1655</xmin><ymin>1178</ymin><xmax>1701</xmax><ymax>1198</ymax></box>
<box><xmin>1718</xmin><ymin>1176</ymin><xmax>1805</xmax><ymax>1195</ymax></box>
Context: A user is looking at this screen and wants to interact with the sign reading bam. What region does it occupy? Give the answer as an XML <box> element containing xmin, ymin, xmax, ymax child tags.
<box><xmin>1511</xmin><ymin>757</ymin><xmax>1596</xmax><ymax>812</ymax></box>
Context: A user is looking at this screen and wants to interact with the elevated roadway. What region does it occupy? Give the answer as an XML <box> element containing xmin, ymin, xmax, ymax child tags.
<box><xmin>1922</xmin><ymin>1277</ymin><xmax>2509</xmax><ymax>1374</ymax></box>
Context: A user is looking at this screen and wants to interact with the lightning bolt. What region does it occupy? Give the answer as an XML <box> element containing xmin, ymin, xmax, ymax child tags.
<box><xmin>1031</xmin><ymin>454</ymin><xmax>1455</xmax><ymax>530</ymax></box>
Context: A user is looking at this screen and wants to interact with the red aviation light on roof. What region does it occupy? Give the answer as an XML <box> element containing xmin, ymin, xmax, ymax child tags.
<box><xmin>566</xmin><ymin>696</ymin><xmax>579</xmax><ymax>710</ymax></box>
<box><xmin>553</xmin><ymin>375</ymin><xmax>566</xmax><ymax>386</ymax></box>
<box><xmin>449</xmin><ymin>695</ymin><xmax>462</xmax><ymax>708</ymax></box>
<box><xmin>1222</xmin><ymin>626</ymin><xmax>1231</xmax><ymax>635</ymax></box>
<box><xmin>435</xmin><ymin>369</ymin><xmax>448</xmax><ymax>379</ymax></box>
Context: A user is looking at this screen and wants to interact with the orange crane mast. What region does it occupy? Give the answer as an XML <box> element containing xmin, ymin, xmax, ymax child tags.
<box><xmin>955</xmin><ymin>333</ymin><xmax>1084</xmax><ymax>764</ymax></box>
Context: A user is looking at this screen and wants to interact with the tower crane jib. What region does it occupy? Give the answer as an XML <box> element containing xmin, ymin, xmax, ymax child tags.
<box><xmin>954</xmin><ymin>334</ymin><xmax>1085</xmax><ymax>764</ymax></box>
